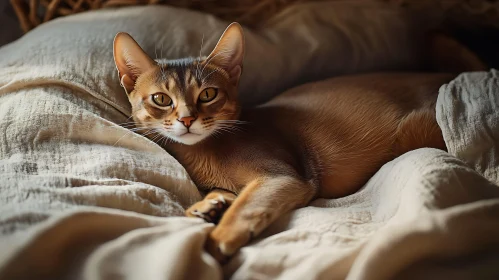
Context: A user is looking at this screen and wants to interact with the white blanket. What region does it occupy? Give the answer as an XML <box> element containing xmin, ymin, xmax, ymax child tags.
<box><xmin>1</xmin><ymin>2</ymin><xmax>499</xmax><ymax>280</ymax></box>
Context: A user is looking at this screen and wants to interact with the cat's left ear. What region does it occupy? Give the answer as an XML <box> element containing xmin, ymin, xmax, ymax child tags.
<box><xmin>206</xmin><ymin>22</ymin><xmax>245</xmax><ymax>86</ymax></box>
<box><xmin>113</xmin><ymin>32</ymin><xmax>156</xmax><ymax>94</ymax></box>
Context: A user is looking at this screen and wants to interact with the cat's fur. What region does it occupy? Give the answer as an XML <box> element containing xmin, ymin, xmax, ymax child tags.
<box><xmin>113</xmin><ymin>23</ymin><xmax>478</xmax><ymax>263</ymax></box>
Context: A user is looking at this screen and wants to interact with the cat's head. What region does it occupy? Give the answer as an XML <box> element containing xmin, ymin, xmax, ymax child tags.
<box><xmin>113</xmin><ymin>23</ymin><xmax>244</xmax><ymax>145</ymax></box>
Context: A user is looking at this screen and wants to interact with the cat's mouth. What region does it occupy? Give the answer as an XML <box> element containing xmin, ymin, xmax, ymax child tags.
<box><xmin>170</xmin><ymin>126</ymin><xmax>202</xmax><ymax>137</ymax></box>
<box><xmin>159</xmin><ymin>127</ymin><xmax>207</xmax><ymax>145</ymax></box>
<box><xmin>179</xmin><ymin>131</ymin><xmax>201</xmax><ymax>136</ymax></box>
<box><xmin>174</xmin><ymin>130</ymin><xmax>206</xmax><ymax>145</ymax></box>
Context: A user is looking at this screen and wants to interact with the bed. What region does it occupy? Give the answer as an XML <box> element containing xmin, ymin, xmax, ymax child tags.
<box><xmin>1</xmin><ymin>2</ymin><xmax>499</xmax><ymax>279</ymax></box>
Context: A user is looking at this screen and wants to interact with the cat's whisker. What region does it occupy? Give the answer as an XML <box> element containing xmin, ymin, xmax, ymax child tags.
<box><xmin>141</xmin><ymin>132</ymin><xmax>157</xmax><ymax>138</ymax></box>
<box><xmin>137</xmin><ymin>132</ymin><xmax>154</xmax><ymax>142</ymax></box>
<box><xmin>129</xmin><ymin>127</ymin><xmax>150</xmax><ymax>132</ymax></box>
<box><xmin>215</xmin><ymin>120</ymin><xmax>249</xmax><ymax>125</ymax></box>
<box><xmin>118</xmin><ymin>123</ymin><xmax>137</xmax><ymax>128</ymax></box>
<box><xmin>220</xmin><ymin>129</ymin><xmax>238</xmax><ymax>134</ymax></box>
<box><xmin>210</xmin><ymin>130</ymin><xmax>222</xmax><ymax>139</ymax></box>
<box><xmin>216</xmin><ymin>123</ymin><xmax>246</xmax><ymax>130</ymax></box>
<box><xmin>216</xmin><ymin>126</ymin><xmax>238</xmax><ymax>135</ymax></box>
<box><xmin>215</xmin><ymin>119</ymin><xmax>243</xmax><ymax>122</ymax></box>
<box><xmin>160</xmin><ymin>42</ymin><xmax>163</xmax><ymax>60</ymax></box>
<box><xmin>113</xmin><ymin>126</ymin><xmax>156</xmax><ymax>147</ymax></box>
<box><xmin>143</xmin><ymin>129</ymin><xmax>160</xmax><ymax>138</ymax></box>
<box><xmin>154</xmin><ymin>134</ymin><xmax>165</xmax><ymax>144</ymax></box>
<box><xmin>118</xmin><ymin>120</ymin><xmax>158</xmax><ymax>126</ymax></box>
<box><xmin>215</xmin><ymin>119</ymin><xmax>248</xmax><ymax>123</ymax></box>
<box><xmin>139</xmin><ymin>130</ymin><xmax>160</xmax><ymax>141</ymax></box>
<box><xmin>160</xmin><ymin>135</ymin><xmax>168</xmax><ymax>146</ymax></box>
<box><xmin>218</xmin><ymin>126</ymin><xmax>244</xmax><ymax>132</ymax></box>
<box><xmin>117</xmin><ymin>116</ymin><xmax>134</xmax><ymax>125</ymax></box>
<box><xmin>113</xmin><ymin>130</ymin><xmax>134</xmax><ymax>147</ymax></box>
<box><xmin>116</xmin><ymin>122</ymin><xmax>139</xmax><ymax>127</ymax></box>
<box><xmin>222</xmin><ymin>123</ymin><xmax>246</xmax><ymax>129</ymax></box>
<box><xmin>119</xmin><ymin>126</ymin><xmax>138</xmax><ymax>130</ymax></box>
<box><xmin>122</xmin><ymin>125</ymin><xmax>157</xmax><ymax>130</ymax></box>
<box><xmin>149</xmin><ymin>131</ymin><xmax>161</xmax><ymax>140</ymax></box>
<box><xmin>229</xmin><ymin>126</ymin><xmax>245</xmax><ymax>133</ymax></box>
<box><xmin>195</xmin><ymin>34</ymin><xmax>205</xmax><ymax>80</ymax></box>
<box><xmin>157</xmin><ymin>43</ymin><xmax>168</xmax><ymax>80</ymax></box>
<box><xmin>165</xmin><ymin>135</ymin><xmax>174</xmax><ymax>145</ymax></box>
<box><xmin>124</xmin><ymin>125</ymin><xmax>155</xmax><ymax>132</ymax></box>
<box><xmin>149</xmin><ymin>132</ymin><xmax>163</xmax><ymax>143</ymax></box>
<box><xmin>118</xmin><ymin>122</ymin><xmax>162</xmax><ymax>130</ymax></box>
<box><xmin>157</xmin><ymin>137</ymin><xmax>165</xmax><ymax>147</ymax></box>
<box><xmin>214</xmin><ymin>113</ymin><xmax>242</xmax><ymax>119</ymax></box>
<box><xmin>216</xmin><ymin>126</ymin><xmax>245</xmax><ymax>135</ymax></box>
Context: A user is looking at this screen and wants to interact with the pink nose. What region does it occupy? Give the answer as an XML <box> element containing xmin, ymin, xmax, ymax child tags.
<box><xmin>178</xmin><ymin>116</ymin><xmax>196</xmax><ymax>128</ymax></box>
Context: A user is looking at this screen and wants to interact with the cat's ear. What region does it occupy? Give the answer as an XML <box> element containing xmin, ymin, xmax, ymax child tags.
<box><xmin>206</xmin><ymin>22</ymin><xmax>245</xmax><ymax>86</ymax></box>
<box><xmin>113</xmin><ymin>32</ymin><xmax>156</xmax><ymax>94</ymax></box>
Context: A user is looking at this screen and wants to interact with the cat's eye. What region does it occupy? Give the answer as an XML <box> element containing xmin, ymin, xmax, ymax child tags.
<box><xmin>199</xmin><ymin>88</ymin><xmax>218</xmax><ymax>103</ymax></box>
<box><xmin>152</xmin><ymin>93</ymin><xmax>172</xmax><ymax>107</ymax></box>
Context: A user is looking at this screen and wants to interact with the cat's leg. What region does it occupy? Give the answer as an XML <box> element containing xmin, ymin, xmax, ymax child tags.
<box><xmin>186</xmin><ymin>189</ymin><xmax>236</xmax><ymax>224</ymax></box>
<box><xmin>206</xmin><ymin>176</ymin><xmax>316</xmax><ymax>263</ymax></box>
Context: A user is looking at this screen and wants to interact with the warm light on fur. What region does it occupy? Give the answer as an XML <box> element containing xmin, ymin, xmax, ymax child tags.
<box><xmin>113</xmin><ymin>23</ymin><xmax>467</xmax><ymax>263</ymax></box>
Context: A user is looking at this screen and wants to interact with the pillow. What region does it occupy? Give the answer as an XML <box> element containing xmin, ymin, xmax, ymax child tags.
<box><xmin>0</xmin><ymin>1</ymin><xmax>441</xmax><ymax>108</ymax></box>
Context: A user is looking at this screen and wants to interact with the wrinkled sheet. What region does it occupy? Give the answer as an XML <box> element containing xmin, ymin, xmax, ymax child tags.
<box><xmin>1</xmin><ymin>2</ymin><xmax>499</xmax><ymax>280</ymax></box>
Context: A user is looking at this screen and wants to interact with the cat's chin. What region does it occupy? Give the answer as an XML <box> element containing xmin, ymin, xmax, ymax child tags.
<box><xmin>169</xmin><ymin>132</ymin><xmax>207</xmax><ymax>145</ymax></box>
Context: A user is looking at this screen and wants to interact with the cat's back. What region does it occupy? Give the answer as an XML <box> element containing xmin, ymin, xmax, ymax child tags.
<box><xmin>258</xmin><ymin>73</ymin><xmax>453</xmax><ymax>139</ymax></box>
<box><xmin>266</xmin><ymin>72</ymin><xmax>453</xmax><ymax>109</ymax></box>
<box><xmin>251</xmin><ymin>72</ymin><xmax>454</xmax><ymax>198</ymax></box>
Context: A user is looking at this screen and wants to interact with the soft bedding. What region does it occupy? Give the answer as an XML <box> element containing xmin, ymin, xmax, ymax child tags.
<box><xmin>1</xmin><ymin>2</ymin><xmax>499</xmax><ymax>280</ymax></box>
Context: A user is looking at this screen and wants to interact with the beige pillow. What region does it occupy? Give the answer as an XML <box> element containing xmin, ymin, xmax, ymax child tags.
<box><xmin>0</xmin><ymin>2</ymin><xmax>439</xmax><ymax>108</ymax></box>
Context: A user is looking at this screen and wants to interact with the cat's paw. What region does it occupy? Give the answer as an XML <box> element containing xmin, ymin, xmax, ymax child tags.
<box><xmin>205</xmin><ymin>209</ymin><xmax>272</xmax><ymax>263</ymax></box>
<box><xmin>186</xmin><ymin>194</ymin><xmax>230</xmax><ymax>224</ymax></box>
<box><xmin>205</xmin><ymin>221</ymin><xmax>254</xmax><ymax>264</ymax></box>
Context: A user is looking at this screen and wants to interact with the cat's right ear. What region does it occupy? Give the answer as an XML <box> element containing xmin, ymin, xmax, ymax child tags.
<box><xmin>113</xmin><ymin>32</ymin><xmax>156</xmax><ymax>94</ymax></box>
<box><xmin>205</xmin><ymin>23</ymin><xmax>245</xmax><ymax>87</ymax></box>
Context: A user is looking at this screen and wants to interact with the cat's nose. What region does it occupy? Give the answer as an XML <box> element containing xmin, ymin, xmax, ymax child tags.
<box><xmin>178</xmin><ymin>116</ymin><xmax>196</xmax><ymax>128</ymax></box>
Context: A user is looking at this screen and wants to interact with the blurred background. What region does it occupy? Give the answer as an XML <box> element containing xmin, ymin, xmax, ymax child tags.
<box><xmin>1</xmin><ymin>0</ymin><xmax>499</xmax><ymax>67</ymax></box>
<box><xmin>0</xmin><ymin>1</ymin><xmax>23</xmax><ymax>47</ymax></box>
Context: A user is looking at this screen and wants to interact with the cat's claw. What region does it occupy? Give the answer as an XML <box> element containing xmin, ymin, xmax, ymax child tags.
<box><xmin>190</xmin><ymin>210</ymin><xmax>205</xmax><ymax>218</ymax></box>
<box><xmin>186</xmin><ymin>194</ymin><xmax>230</xmax><ymax>224</ymax></box>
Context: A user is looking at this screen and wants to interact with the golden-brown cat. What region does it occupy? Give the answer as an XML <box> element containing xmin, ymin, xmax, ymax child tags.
<box><xmin>113</xmin><ymin>23</ymin><xmax>455</xmax><ymax>263</ymax></box>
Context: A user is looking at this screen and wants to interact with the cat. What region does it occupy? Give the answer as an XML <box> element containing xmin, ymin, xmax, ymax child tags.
<box><xmin>113</xmin><ymin>22</ymin><xmax>482</xmax><ymax>263</ymax></box>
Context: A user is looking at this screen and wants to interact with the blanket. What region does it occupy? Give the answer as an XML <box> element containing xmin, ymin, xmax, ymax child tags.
<box><xmin>1</xmin><ymin>2</ymin><xmax>499</xmax><ymax>280</ymax></box>
<box><xmin>2</xmin><ymin>69</ymin><xmax>498</xmax><ymax>279</ymax></box>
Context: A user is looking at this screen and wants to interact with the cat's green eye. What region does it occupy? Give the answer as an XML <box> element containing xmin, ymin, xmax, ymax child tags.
<box><xmin>152</xmin><ymin>93</ymin><xmax>172</xmax><ymax>107</ymax></box>
<box><xmin>199</xmin><ymin>88</ymin><xmax>218</xmax><ymax>103</ymax></box>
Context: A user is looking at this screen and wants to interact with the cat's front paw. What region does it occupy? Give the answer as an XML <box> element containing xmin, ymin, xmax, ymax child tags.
<box><xmin>206</xmin><ymin>223</ymin><xmax>253</xmax><ymax>264</ymax></box>
<box><xmin>205</xmin><ymin>209</ymin><xmax>273</xmax><ymax>263</ymax></box>
<box><xmin>186</xmin><ymin>194</ymin><xmax>231</xmax><ymax>224</ymax></box>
